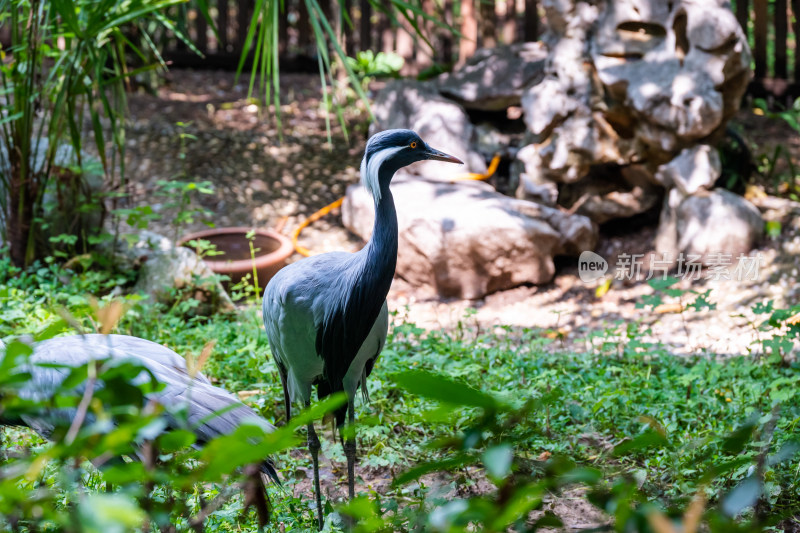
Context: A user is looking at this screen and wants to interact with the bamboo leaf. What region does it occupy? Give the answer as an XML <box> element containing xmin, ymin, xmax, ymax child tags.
<box><xmin>50</xmin><ymin>0</ymin><xmax>82</xmax><ymax>37</ymax></box>
<box><xmin>307</xmin><ymin>0</ymin><xmax>373</xmax><ymax>120</ymax></box>
<box><xmin>99</xmin><ymin>1</ymin><xmax>186</xmax><ymax>35</ymax></box>
<box><xmin>152</xmin><ymin>9</ymin><xmax>204</xmax><ymax>58</ymax></box>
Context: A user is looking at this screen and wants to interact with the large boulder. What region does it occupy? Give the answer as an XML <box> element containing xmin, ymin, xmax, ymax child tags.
<box><xmin>654</xmin><ymin>144</ymin><xmax>721</xmax><ymax>195</ymax></box>
<box><xmin>106</xmin><ymin>231</ymin><xmax>234</xmax><ymax>315</ymax></box>
<box><xmin>369</xmin><ymin>80</ymin><xmax>486</xmax><ymax>179</ymax></box>
<box><xmin>654</xmin><ymin>189</ymin><xmax>764</xmax><ymax>265</ymax></box>
<box><xmin>516</xmin><ymin>0</ymin><xmax>751</xmax><ymax>227</ymax></box>
<box><xmin>437</xmin><ymin>43</ymin><xmax>548</xmax><ymax>111</ymax></box>
<box><xmin>342</xmin><ymin>175</ymin><xmax>597</xmax><ymax>298</ymax></box>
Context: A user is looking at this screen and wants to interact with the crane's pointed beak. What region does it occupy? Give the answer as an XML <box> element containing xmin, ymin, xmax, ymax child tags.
<box><xmin>423</xmin><ymin>145</ymin><xmax>463</xmax><ymax>164</ymax></box>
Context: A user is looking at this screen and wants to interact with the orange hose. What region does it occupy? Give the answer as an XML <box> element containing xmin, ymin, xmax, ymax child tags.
<box><xmin>449</xmin><ymin>153</ymin><xmax>501</xmax><ymax>182</ymax></box>
<box><xmin>291</xmin><ymin>153</ymin><xmax>501</xmax><ymax>256</ymax></box>
<box><xmin>292</xmin><ymin>197</ymin><xmax>344</xmax><ymax>257</ymax></box>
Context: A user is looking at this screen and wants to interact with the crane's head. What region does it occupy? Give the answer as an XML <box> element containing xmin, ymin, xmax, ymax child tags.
<box><xmin>360</xmin><ymin>129</ymin><xmax>463</xmax><ymax>201</ymax></box>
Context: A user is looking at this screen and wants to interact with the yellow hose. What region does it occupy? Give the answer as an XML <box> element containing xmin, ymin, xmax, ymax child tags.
<box><xmin>449</xmin><ymin>153</ymin><xmax>501</xmax><ymax>182</ymax></box>
<box><xmin>291</xmin><ymin>154</ymin><xmax>501</xmax><ymax>256</ymax></box>
<box><xmin>291</xmin><ymin>197</ymin><xmax>344</xmax><ymax>257</ymax></box>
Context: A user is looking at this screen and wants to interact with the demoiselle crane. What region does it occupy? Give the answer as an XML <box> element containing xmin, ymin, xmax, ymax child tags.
<box><xmin>0</xmin><ymin>334</ymin><xmax>280</xmax><ymax>484</ymax></box>
<box><xmin>262</xmin><ymin>129</ymin><xmax>462</xmax><ymax>528</ymax></box>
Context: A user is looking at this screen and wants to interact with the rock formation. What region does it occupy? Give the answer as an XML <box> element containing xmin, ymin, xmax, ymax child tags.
<box><xmin>359</xmin><ymin>1</ymin><xmax>760</xmax><ymax>296</ymax></box>
<box><xmin>516</xmin><ymin>0</ymin><xmax>759</xmax><ymax>263</ymax></box>
<box><xmin>369</xmin><ymin>80</ymin><xmax>486</xmax><ymax>179</ymax></box>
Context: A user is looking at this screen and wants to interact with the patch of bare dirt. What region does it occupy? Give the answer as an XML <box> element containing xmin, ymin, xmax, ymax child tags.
<box><xmin>124</xmin><ymin>69</ymin><xmax>366</xmax><ymax>254</ymax></box>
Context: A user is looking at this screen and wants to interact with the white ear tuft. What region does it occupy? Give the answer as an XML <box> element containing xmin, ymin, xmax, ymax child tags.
<box><xmin>360</xmin><ymin>146</ymin><xmax>404</xmax><ymax>202</ymax></box>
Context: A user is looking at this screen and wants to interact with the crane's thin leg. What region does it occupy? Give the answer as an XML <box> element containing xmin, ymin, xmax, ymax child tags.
<box><xmin>306</xmin><ymin>400</ymin><xmax>324</xmax><ymax>531</ymax></box>
<box><xmin>277</xmin><ymin>363</ymin><xmax>291</xmax><ymax>422</ymax></box>
<box><xmin>344</xmin><ymin>396</ymin><xmax>357</xmax><ymax>500</ymax></box>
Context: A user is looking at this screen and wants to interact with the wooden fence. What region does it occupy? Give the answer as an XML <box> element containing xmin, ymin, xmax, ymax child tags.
<box><xmin>0</xmin><ymin>2</ymin><xmax>790</xmax><ymax>97</ymax></box>
<box><xmin>160</xmin><ymin>0</ymin><xmax>800</xmax><ymax>99</ymax></box>
<box><xmin>736</xmin><ymin>0</ymin><xmax>800</xmax><ymax>99</ymax></box>
<box><xmin>160</xmin><ymin>0</ymin><xmax>541</xmax><ymax>72</ymax></box>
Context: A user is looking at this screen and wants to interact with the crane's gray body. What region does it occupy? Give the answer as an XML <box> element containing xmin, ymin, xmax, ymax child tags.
<box><xmin>261</xmin><ymin>134</ymin><xmax>413</xmax><ymax>423</ymax></box>
<box><xmin>1</xmin><ymin>334</ymin><xmax>278</xmax><ymax>480</ymax></box>
<box><xmin>262</xmin><ymin>251</ymin><xmax>390</xmax><ymax>407</ymax></box>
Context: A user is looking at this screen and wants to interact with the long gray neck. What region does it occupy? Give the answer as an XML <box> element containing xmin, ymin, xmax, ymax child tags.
<box><xmin>357</xmin><ymin>169</ymin><xmax>398</xmax><ymax>297</ymax></box>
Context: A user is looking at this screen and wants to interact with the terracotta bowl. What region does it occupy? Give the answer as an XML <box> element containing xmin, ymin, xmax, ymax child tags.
<box><xmin>179</xmin><ymin>227</ymin><xmax>294</xmax><ymax>288</ymax></box>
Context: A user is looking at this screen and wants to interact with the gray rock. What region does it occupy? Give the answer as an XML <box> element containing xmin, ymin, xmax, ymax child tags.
<box><xmin>655</xmin><ymin>189</ymin><xmax>764</xmax><ymax>265</ymax></box>
<box><xmin>558</xmin><ymin>164</ymin><xmax>662</xmax><ymax>224</ymax></box>
<box><xmin>342</xmin><ymin>174</ymin><xmax>597</xmax><ymax>298</ymax></box>
<box><xmin>472</xmin><ymin>123</ymin><xmax>513</xmax><ymax>159</ymax></box>
<box><xmin>369</xmin><ymin>80</ymin><xmax>486</xmax><ymax>179</ymax></box>
<box><xmin>513</xmin><ymin>144</ymin><xmax>559</xmax><ymax>206</ymax></box>
<box><xmin>653</xmin><ymin>187</ymin><xmax>686</xmax><ymax>261</ymax></box>
<box><xmin>521</xmin><ymin>78</ymin><xmax>579</xmax><ymax>138</ymax></box>
<box><xmin>437</xmin><ymin>43</ymin><xmax>547</xmax><ymax>111</ymax></box>
<box><xmin>109</xmin><ymin>231</ymin><xmax>234</xmax><ymax>315</ymax></box>
<box><xmin>676</xmin><ymin>190</ymin><xmax>764</xmax><ymax>263</ymax></box>
<box><xmin>654</xmin><ymin>145</ymin><xmax>721</xmax><ymax>195</ymax></box>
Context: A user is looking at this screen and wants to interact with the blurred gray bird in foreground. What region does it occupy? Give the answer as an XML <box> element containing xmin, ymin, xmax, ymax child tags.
<box><xmin>0</xmin><ymin>334</ymin><xmax>280</xmax><ymax>484</ymax></box>
<box><xmin>262</xmin><ymin>129</ymin><xmax>462</xmax><ymax>529</ymax></box>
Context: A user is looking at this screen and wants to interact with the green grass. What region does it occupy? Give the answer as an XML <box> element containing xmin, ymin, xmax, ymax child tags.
<box><xmin>1</xmin><ymin>257</ymin><xmax>799</xmax><ymax>531</ymax></box>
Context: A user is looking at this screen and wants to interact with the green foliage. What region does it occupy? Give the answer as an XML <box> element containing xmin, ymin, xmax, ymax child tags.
<box><xmin>0</xmin><ymin>0</ymin><xmax>190</xmax><ymax>267</ymax></box>
<box><xmin>240</xmin><ymin>0</ymin><xmax>456</xmax><ymax>143</ymax></box>
<box><xmin>358</xmin><ymin>319</ymin><xmax>798</xmax><ymax>531</ymax></box>
<box><xmin>756</xmin><ymin>98</ymin><xmax>800</xmax><ymax>136</ymax></box>
<box><xmin>112</xmin><ymin>121</ymin><xmax>216</xmax><ymax>247</ymax></box>
<box><xmin>0</xmin><ymin>334</ymin><xmax>300</xmax><ymax>531</ymax></box>
<box><xmin>0</xmin><ymin>258</ymin><xmax>352</xmax><ymax>530</ymax></box>
<box><xmin>1</xmin><ymin>256</ymin><xmax>799</xmax><ymax>531</ymax></box>
<box><xmin>346</xmin><ymin>50</ymin><xmax>404</xmax><ymax>79</ymax></box>
<box><xmin>752</xmin><ymin>98</ymin><xmax>800</xmax><ymax>201</ymax></box>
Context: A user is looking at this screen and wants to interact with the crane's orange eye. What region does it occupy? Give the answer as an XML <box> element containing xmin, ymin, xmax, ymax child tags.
<box><xmin>410</xmin><ymin>141</ymin><xmax>417</xmax><ymax>149</ymax></box>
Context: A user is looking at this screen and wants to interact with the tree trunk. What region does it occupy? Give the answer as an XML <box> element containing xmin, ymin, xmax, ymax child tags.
<box><xmin>218</xmin><ymin>0</ymin><xmax>229</xmax><ymax>52</ymax></box>
<box><xmin>359</xmin><ymin>0</ymin><xmax>371</xmax><ymax>52</ymax></box>
<box><xmin>297</xmin><ymin>0</ymin><xmax>312</xmax><ymax>54</ymax></box>
<box><xmin>441</xmin><ymin>0</ymin><xmax>454</xmax><ymax>64</ymax></box>
<box><xmin>343</xmin><ymin>0</ymin><xmax>356</xmax><ymax>55</ymax></box>
<box><xmin>523</xmin><ymin>0</ymin><xmax>538</xmax><ymax>41</ymax></box>
<box><xmin>6</xmin><ymin>158</ymin><xmax>35</xmax><ymax>267</ymax></box>
<box><xmin>278</xmin><ymin>0</ymin><xmax>288</xmax><ymax>55</ymax></box>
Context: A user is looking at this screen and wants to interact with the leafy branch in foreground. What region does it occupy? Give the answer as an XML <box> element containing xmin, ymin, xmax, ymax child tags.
<box><xmin>0</xmin><ymin>326</ymin><xmax>346</xmax><ymax>531</ymax></box>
